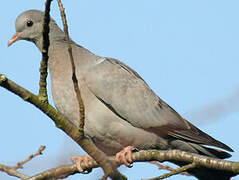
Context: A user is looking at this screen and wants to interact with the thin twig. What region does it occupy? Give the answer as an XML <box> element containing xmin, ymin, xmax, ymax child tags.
<box><xmin>150</xmin><ymin>161</ymin><xmax>190</xmax><ymax>176</ymax></box>
<box><xmin>38</xmin><ymin>0</ymin><xmax>53</xmax><ymax>102</ymax></box>
<box><xmin>0</xmin><ymin>146</ymin><xmax>46</xmax><ymax>179</ymax></box>
<box><xmin>56</xmin><ymin>0</ymin><xmax>85</xmax><ymax>135</ymax></box>
<box><xmin>13</xmin><ymin>146</ymin><xmax>46</xmax><ymax>169</ymax></box>
<box><xmin>143</xmin><ymin>163</ymin><xmax>196</xmax><ymax>180</ymax></box>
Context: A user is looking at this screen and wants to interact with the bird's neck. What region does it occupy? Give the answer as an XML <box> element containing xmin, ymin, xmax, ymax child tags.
<box><xmin>33</xmin><ymin>22</ymin><xmax>100</xmax><ymax>75</ymax></box>
<box><xmin>34</xmin><ymin>21</ymin><xmax>67</xmax><ymax>51</ymax></box>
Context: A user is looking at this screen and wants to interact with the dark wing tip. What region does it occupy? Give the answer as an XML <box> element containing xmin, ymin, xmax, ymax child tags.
<box><xmin>169</xmin><ymin>119</ymin><xmax>234</xmax><ymax>152</ymax></box>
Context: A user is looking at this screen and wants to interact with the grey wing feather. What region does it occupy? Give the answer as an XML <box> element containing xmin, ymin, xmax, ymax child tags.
<box><xmin>85</xmin><ymin>57</ymin><xmax>233</xmax><ymax>151</ymax></box>
<box><xmin>106</xmin><ymin>58</ymin><xmax>147</xmax><ymax>83</ymax></box>
<box><xmin>86</xmin><ymin>57</ymin><xmax>186</xmax><ymax>129</ymax></box>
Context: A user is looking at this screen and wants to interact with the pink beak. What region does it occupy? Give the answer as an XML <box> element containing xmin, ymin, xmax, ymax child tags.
<box><xmin>8</xmin><ymin>32</ymin><xmax>22</xmax><ymax>47</ymax></box>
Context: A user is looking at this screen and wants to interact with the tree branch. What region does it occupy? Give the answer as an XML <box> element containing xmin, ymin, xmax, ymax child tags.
<box><xmin>27</xmin><ymin>150</ymin><xmax>239</xmax><ymax>180</ymax></box>
<box><xmin>0</xmin><ymin>164</ymin><xmax>29</xmax><ymax>179</ymax></box>
<box><xmin>0</xmin><ymin>74</ymin><xmax>85</xmax><ymax>149</ymax></box>
<box><xmin>38</xmin><ymin>0</ymin><xmax>53</xmax><ymax>102</ymax></box>
<box><xmin>1</xmin><ymin>149</ymin><xmax>238</xmax><ymax>180</ymax></box>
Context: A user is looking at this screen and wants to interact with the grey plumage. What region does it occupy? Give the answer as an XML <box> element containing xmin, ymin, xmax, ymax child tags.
<box><xmin>9</xmin><ymin>10</ymin><xmax>234</xmax><ymax>179</ymax></box>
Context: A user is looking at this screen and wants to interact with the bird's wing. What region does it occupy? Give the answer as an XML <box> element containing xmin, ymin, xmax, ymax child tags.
<box><xmin>85</xmin><ymin>57</ymin><xmax>232</xmax><ymax>151</ymax></box>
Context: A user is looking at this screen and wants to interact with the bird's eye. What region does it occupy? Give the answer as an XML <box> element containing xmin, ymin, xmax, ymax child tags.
<box><xmin>26</xmin><ymin>20</ymin><xmax>33</xmax><ymax>27</ymax></box>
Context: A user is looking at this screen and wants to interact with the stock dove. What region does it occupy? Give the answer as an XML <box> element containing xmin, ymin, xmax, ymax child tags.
<box><xmin>8</xmin><ymin>10</ymin><xmax>234</xmax><ymax>180</ymax></box>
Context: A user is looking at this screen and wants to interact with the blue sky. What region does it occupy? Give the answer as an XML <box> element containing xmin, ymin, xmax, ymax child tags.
<box><xmin>0</xmin><ymin>1</ymin><xmax>238</xmax><ymax>180</ymax></box>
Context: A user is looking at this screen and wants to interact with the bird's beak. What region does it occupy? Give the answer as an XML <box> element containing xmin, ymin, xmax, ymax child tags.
<box><xmin>8</xmin><ymin>32</ymin><xmax>22</xmax><ymax>47</ymax></box>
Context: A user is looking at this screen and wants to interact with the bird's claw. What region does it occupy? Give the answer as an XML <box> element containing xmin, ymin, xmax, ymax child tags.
<box><xmin>115</xmin><ymin>146</ymin><xmax>136</xmax><ymax>167</ymax></box>
<box><xmin>72</xmin><ymin>155</ymin><xmax>93</xmax><ymax>173</ymax></box>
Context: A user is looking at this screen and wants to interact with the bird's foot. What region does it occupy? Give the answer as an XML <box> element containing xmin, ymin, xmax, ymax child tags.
<box><xmin>115</xmin><ymin>146</ymin><xmax>136</xmax><ymax>167</ymax></box>
<box><xmin>72</xmin><ymin>155</ymin><xmax>93</xmax><ymax>172</ymax></box>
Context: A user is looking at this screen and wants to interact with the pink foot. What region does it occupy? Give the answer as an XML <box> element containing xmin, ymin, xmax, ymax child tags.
<box><xmin>115</xmin><ymin>146</ymin><xmax>136</xmax><ymax>167</ymax></box>
<box><xmin>72</xmin><ymin>155</ymin><xmax>93</xmax><ymax>172</ymax></box>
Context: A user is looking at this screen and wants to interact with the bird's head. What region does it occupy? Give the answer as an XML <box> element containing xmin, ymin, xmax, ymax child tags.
<box><xmin>8</xmin><ymin>9</ymin><xmax>65</xmax><ymax>49</ymax></box>
<box><xmin>8</xmin><ymin>10</ymin><xmax>45</xmax><ymax>47</ymax></box>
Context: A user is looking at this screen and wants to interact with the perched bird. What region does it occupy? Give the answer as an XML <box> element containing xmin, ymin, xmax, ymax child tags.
<box><xmin>8</xmin><ymin>10</ymin><xmax>234</xmax><ymax>179</ymax></box>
